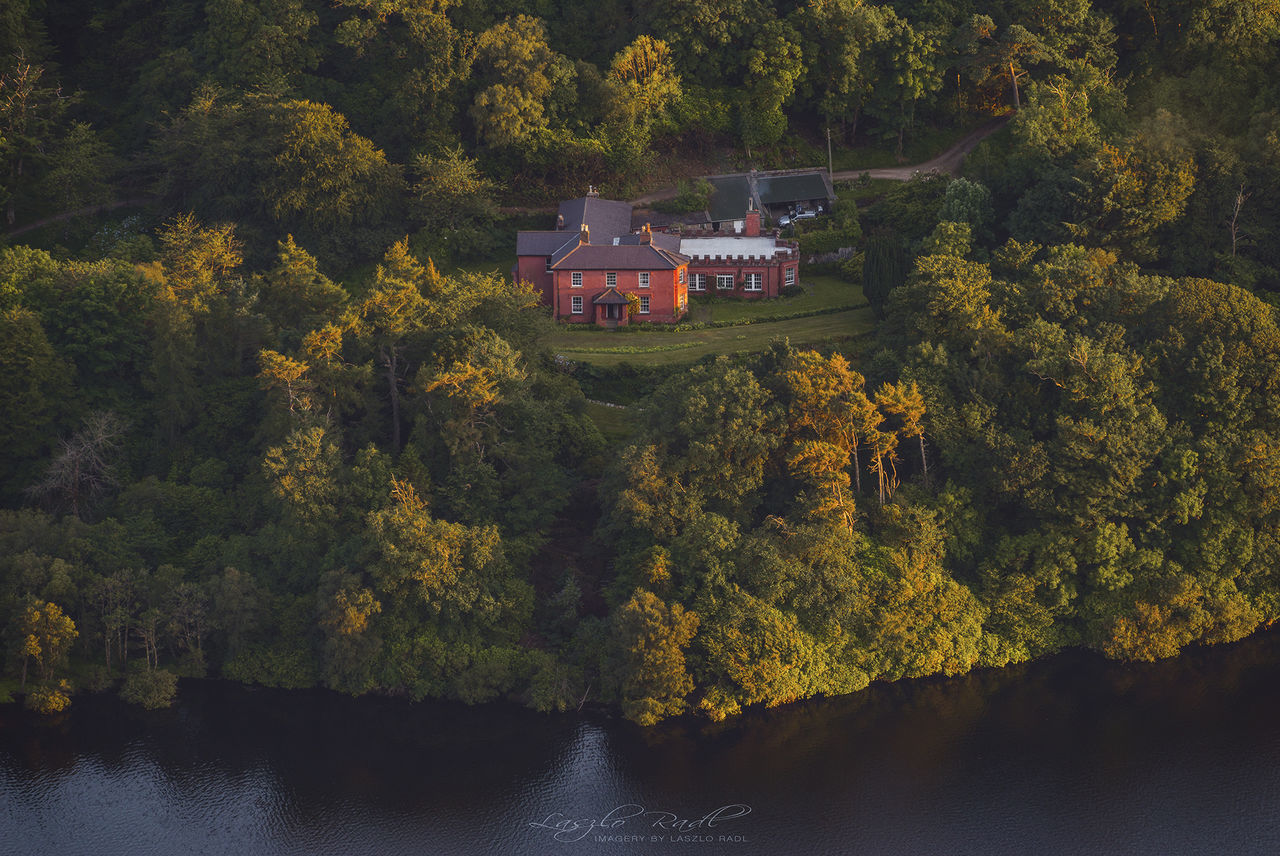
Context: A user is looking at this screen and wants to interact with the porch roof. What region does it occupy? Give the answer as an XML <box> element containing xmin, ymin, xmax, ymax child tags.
<box><xmin>592</xmin><ymin>286</ymin><xmax>630</xmax><ymax>305</ymax></box>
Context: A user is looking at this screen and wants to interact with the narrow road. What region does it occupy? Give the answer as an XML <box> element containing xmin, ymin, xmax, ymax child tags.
<box><xmin>832</xmin><ymin>115</ymin><xmax>1012</xmax><ymax>181</ymax></box>
<box><xmin>630</xmin><ymin>115</ymin><xmax>1012</xmax><ymax>206</ymax></box>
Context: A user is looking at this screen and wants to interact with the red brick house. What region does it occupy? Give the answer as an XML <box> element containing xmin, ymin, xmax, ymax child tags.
<box><xmin>517</xmin><ymin>194</ymin><xmax>690</xmax><ymax>326</ymax></box>
<box><xmin>549</xmin><ymin>222</ymin><xmax>690</xmax><ymax>326</ymax></box>
<box><xmin>515</xmin><ymin>193</ymin><xmax>796</xmax><ymax>324</ymax></box>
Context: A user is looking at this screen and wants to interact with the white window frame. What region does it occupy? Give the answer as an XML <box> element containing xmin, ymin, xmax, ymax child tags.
<box><xmin>639</xmin><ymin>272</ymin><xmax>650</xmax><ymax>288</ymax></box>
<box><xmin>606</xmin><ymin>272</ymin><xmax>617</xmax><ymax>287</ymax></box>
<box><xmin>571</xmin><ymin>272</ymin><xmax>582</xmax><ymax>288</ymax></box>
<box><xmin>785</xmin><ymin>266</ymin><xmax>796</xmax><ymax>286</ymax></box>
<box><xmin>639</xmin><ymin>295</ymin><xmax>650</xmax><ymax>314</ymax></box>
<box><xmin>691</xmin><ymin>273</ymin><xmax>706</xmax><ymax>292</ymax></box>
<box><xmin>716</xmin><ymin>274</ymin><xmax>734</xmax><ymax>290</ymax></box>
<box><xmin>571</xmin><ymin>295</ymin><xmax>583</xmax><ymax>314</ymax></box>
<box><xmin>679</xmin><ymin>268</ymin><xmax>686</xmax><ymax>284</ymax></box>
<box><xmin>744</xmin><ymin>273</ymin><xmax>762</xmax><ymax>291</ymax></box>
<box><xmin>679</xmin><ymin>292</ymin><xmax>687</xmax><ymax>310</ymax></box>
<box><xmin>545</xmin><ymin>257</ymin><xmax>553</xmax><ymax>273</ymax></box>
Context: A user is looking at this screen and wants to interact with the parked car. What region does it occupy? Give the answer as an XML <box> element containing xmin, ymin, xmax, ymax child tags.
<box><xmin>778</xmin><ymin>203</ymin><xmax>827</xmax><ymax>228</ymax></box>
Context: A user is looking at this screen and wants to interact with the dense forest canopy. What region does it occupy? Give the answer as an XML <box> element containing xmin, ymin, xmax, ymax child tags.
<box><xmin>3</xmin><ymin>0</ymin><xmax>1280</xmax><ymax>721</ymax></box>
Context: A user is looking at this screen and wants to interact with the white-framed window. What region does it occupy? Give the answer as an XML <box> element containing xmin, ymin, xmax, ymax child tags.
<box><xmin>716</xmin><ymin>274</ymin><xmax>734</xmax><ymax>290</ymax></box>
<box><xmin>571</xmin><ymin>272</ymin><xmax>582</xmax><ymax>288</ymax></box>
<box><xmin>679</xmin><ymin>292</ymin><xmax>687</xmax><ymax>311</ymax></box>
<box><xmin>679</xmin><ymin>268</ymin><xmax>686</xmax><ymax>284</ymax></box>
<box><xmin>744</xmin><ymin>273</ymin><xmax>762</xmax><ymax>291</ymax></box>
<box><xmin>785</xmin><ymin>266</ymin><xmax>796</xmax><ymax>286</ymax></box>
<box><xmin>571</xmin><ymin>295</ymin><xmax>583</xmax><ymax>314</ymax></box>
<box><xmin>606</xmin><ymin>272</ymin><xmax>617</xmax><ymax>287</ymax></box>
<box><xmin>639</xmin><ymin>272</ymin><xmax>650</xmax><ymax>288</ymax></box>
<box><xmin>691</xmin><ymin>273</ymin><xmax>706</xmax><ymax>292</ymax></box>
<box><xmin>639</xmin><ymin>295</ymin><xmax>650</xmax><ymax>314</ymax></box>
<box><xmin>545</xmin><ymin>257</ymin><xmax>553</xmax><ymax>273</ymax></box>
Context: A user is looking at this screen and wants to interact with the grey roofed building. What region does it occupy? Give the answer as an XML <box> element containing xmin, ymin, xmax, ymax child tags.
<box><xmin>557</xmin><ymin>195</ymin><xmax>634</xmax><ymax>242</ymax></box>
<box><xmin>756</xmin><ymin>172</ymin><xmax>833</xmax><ymax>208</ymax></box>
<box><xmin>707</xmin><ymin>175</ymin><xmax>753</xmax><ymax>225</ymax></box>
<box><xmin>702</xmin><ymin>169</ymin><xmax>836</xmax><ymax>227</ymax></box>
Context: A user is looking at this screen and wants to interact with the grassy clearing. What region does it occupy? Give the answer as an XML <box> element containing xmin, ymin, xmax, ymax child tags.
<box><xmin>836</xmin><ymin>179</ymin><xmax>903</xmax><ymax>206</ymax></box>
<box><xmin>764</xmin><ymin>118</ymin><xmax>989</xmax><ymax>173</ymax></box>
<box><xmin>548</xmin><ymin>306</ymin><xmax>874</xmax><ymax>366</ymax></box>
<box><xmin>688</xmin><ymin>275</ymin><xmax>864</xmax><ymax>324</ymax></box>
<box><xmin>584</xmin><ymin>400</ymin><xmax>638</xmax><ymax>444</ymax></box>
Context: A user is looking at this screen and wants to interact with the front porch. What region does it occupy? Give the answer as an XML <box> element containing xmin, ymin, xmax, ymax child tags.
<box><xmin>592</xmin><ymin>287</ymin><xmax>631</xmax><ymax>329</ymax></box>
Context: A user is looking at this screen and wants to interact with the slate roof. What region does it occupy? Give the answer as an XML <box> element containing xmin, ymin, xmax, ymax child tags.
<box><xmin>616</xmin><ymin>232</ymin><xmax>683</xmax><ymax>254</ymax></box>
<box><xmin>550</xmin><ymin>241</ymin><xmax>689</xmax><ymax>270</ymax></box>
<box><xmin>757</xmin><ymin>172</ymin><xmax>833</xmax><ymax>206</ymax></box>
<box><xmin>558</xmin><ymin>197</ymin><xmax>633</xmax><ymax>241</ymax></box>
<box><xmin>703</xmin><ymin>171</ymin><xmax>835</xmax><ymax>223</ymax></box>
<box><xmin>592</xmin><ymin>287</ymin><xmax>631</xmax><ymax>305</ymax></box>
<box><xmin>707</xmin><ymin>176</ymin><xmax>753</xmax><ymax>223</ymax></box>
<box><xmin>516</xmin><ymin>231</ymin><xmax>577</xmax><ymax>256</ymax></box>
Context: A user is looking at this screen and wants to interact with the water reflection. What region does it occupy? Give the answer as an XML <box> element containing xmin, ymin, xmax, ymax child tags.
<box><xmin>3</xmin><ymin>631</ymin><xmax>1280</xmax><ymax>855</ymax></box>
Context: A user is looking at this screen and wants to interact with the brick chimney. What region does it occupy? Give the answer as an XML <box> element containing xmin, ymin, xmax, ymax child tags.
<box><xmin>745</xmin><ymin>198</ymin><xmax>761</xmax><ymax>237</ymax></box>
<box><xmin>580</xmin><ymin>222</ymin><xmax>590</xmax><ymax>244</ymax></box>
<box><xmin>556</xmin><ymin>213</ymin><xmax>565</xmax><ymax>230</ymax></box>
<box><xmin>639</xmin><ymin>223</ymin><xmax>652</xmax><ymax>244</ymax></box>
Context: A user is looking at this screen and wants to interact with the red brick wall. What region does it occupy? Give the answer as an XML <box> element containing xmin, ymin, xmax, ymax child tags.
<box><xmin>553</xmin><ymin>266</ymin><xmax>689</xmax><ymax>323</ymax></box>
<box><xmin>687</xmin><ymin>259</ymin><xmax>797</xmax><ymax>299</ymax></box>
<box><xmin>515</xmin><ymin>256</ymin><xmax>554</xmax><ymax>307</ymax></box>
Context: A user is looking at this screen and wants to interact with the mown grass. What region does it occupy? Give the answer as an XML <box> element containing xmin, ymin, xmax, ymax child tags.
<box><xmin>688</xmin><ymin>275</ymin><xmax>864</xmax><ymax>324</ymax></box>
<box><xmin>547</xmin><ymin>305</ymin><xmax>875</xmax><ymax>366</ymax></box>
<box><xmin>584</xmin><ymin>400</ymin><xmax>638</xmax><ymax>444</ymax></box>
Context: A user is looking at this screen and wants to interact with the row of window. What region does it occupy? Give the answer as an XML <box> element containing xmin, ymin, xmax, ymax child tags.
<box><xmin>686</xmin><ymin>268</ymin><xmax>796</xmax><ymax>291</ymax></box>
<box><xmin>570</xmin><ymin>295</ymin><xmax>651</xmax><ymax>314</ymax></box>
<box><xmin>569</xmin><ymin>272</ymin><xmax>652</xmax><ymax>288</ymax></box>
<box><xmin>566</xmin><ymin>271</ymin><xmax>688</xmax><ymax>286</ymax></box>
<box><xmin>562</xmin><ymin>268</ymin><xmax>795</xmax><ymax>290</ymax></box>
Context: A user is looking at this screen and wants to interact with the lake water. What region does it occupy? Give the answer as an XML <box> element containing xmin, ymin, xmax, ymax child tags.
<box><xmin>3</xmin><ymin>632</ymin><xmax>1280</xmax><ymax>855</ymax></box>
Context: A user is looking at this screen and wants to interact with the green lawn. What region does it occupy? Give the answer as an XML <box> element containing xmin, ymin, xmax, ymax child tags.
<box><xmin>758</xmin><ymin>119</ymin><xmax>990</xmax><ymax>174</ymax></box>
<box><xmin>836</xmin><ymin>179</ymin><xmax>902</xmax><ymax>206</ymax></box>
<box><xmin>584</xmin><ymin>400</ymin><xmax>638</xmax><ymax>444</ymax></box>
<box><xmin>548</xmin><ymin>305</ymin><xmax>874</xmax><ymax>366</ymax></box>
<box><xmin>688</xmin><ymin>275</ymin><xmax>864</xmax><ymax>323</ymax></box>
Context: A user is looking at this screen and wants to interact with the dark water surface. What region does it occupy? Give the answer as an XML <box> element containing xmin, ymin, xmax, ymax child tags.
<box><xmin>3</xmin><ymin>632</ymin><xmax>1280</xmax><ymax>856</ymax></box>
